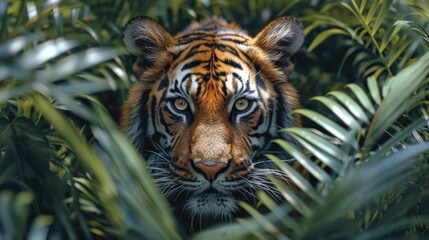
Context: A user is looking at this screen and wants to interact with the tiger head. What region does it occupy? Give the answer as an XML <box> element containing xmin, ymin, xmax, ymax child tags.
<box><xmin>121</xmin><ymin>16</ymin><xmax>303</xmax><ymax>228</ymax></box>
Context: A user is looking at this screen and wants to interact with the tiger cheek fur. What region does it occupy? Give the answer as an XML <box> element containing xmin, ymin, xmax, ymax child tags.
<box><xmin>121</xmin><ymin>16</ymin><xmax>304</xmax><ymax>229</ymax></box>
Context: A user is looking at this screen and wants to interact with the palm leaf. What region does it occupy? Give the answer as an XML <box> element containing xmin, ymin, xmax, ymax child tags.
<box><xmin>304</xmin><ymin>0</ymin><xmax>429</xmax><ymax>80</ymax></box>
<box><xmin>366</xmin><ymin>52</ymin><xmax>429</xmax><ymax>148</ymax></box>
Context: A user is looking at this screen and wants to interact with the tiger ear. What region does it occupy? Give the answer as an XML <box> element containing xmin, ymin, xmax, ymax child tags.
<box><xmin>123</xmin><ymin>17</ymin><xmax>175</xmax><ymax>73</ymax></box>
<box><xmin>254</xmin><ymin>17</ymin><xmax>304</xmax><ymax>67</ymax></box>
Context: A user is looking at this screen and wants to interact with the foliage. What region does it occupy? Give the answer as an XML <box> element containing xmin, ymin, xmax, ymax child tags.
<box><xmin>0</xmin><ymin>0</ymin><xmax>428</xmax><ymax>239</ymax></box>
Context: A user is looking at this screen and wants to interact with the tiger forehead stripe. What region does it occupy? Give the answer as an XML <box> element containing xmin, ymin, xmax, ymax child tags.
<box><xmin>177</xmin><ymin>31</ymin><xmax>251</xmax><ymax>43</ymax></box>
<box><xmin>170</xmin><ymin>33</ymin><xmax>253</xmax><ymax>71</ymax></box>
<box><xmin>177</xmin><ymin>47</ymin><xmax>245</xmax><ymax>71</ymax></box>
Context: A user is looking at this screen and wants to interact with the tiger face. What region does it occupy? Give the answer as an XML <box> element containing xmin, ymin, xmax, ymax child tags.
<box><xmin>121</xmin><ymin>16</ymin><xmax>303</xmax><ymax>227</ymax></box>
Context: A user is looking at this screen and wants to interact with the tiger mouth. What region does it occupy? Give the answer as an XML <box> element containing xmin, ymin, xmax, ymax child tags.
<box><xmin>198</xmin><ymin>186</ymin><xmax>220</xmax><ymax>194</ymax></box>
<box><xmin>184</xmin><ymin>192</ymin><xmax>238</xmax><ymax>219</ymax></box>
<box><xmin>193</xmin><ymin>186</ymin><xmax>226</xmax><ymax>197</ymax></box>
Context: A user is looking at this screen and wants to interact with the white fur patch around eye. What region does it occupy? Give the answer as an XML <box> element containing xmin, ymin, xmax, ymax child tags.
<box><xmin>189</xmin><ymin>75</ymin><xmax>199</xmax><ymax>97</ymax></box>
<box><xmin>225</xmin><ymin>74</ymin><xmax>235</xmax><ymax>93</ymax></box>
<box><xmin>166</xmin><ymin>66</ymin><xmax>196</xmax><ymax>112</ymax></box>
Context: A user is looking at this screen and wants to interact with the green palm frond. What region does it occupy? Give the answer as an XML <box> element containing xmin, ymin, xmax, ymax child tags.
<box><xmin>304</xmin><ymin>0</ymin><xmax>429</xmax><ymax>80</ymax></box>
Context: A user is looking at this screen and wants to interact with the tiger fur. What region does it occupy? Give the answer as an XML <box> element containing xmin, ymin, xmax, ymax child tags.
<box><xmin>121</xmin><ymin>16</ymin><xmax>304</xmax><ymax>230</ymax></box>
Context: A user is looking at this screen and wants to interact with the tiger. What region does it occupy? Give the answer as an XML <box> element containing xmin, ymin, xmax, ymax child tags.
<box><xmin>121</xmin><ymin>16</ymin><xmax>304</xmax><ymax>230</ymax></box>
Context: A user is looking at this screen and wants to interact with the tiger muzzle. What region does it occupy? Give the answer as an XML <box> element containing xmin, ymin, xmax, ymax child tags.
<box><xmin>190</xmin><ymin>121</ymin><xmax>233</xmax><ymax>180</ymax></box>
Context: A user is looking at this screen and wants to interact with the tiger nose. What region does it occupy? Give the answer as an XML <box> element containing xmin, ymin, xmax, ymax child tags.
<box><xmin>194</xmin><ymin>161</ymin><xmax>228</xmax><ymax>180</ymax></box>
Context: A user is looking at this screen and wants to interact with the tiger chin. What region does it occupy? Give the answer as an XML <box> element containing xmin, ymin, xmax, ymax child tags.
<box><xmin>121</xmin><ymin>16</ymin><xmax>304</xmax><ymax>231</ymax></box>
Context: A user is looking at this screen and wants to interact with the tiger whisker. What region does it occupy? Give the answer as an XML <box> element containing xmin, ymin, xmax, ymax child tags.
<box><xmin>247</xmin><ymin>181</ymin><xmax>281</xmax><ymax>200</ymax></box>
<box><xmin>150</xmin><ymin>140</ymin><xmax>172</xmax><ymax>159</ymax></box>
<box><xmin>144</xmin><ymin>149</ymin><xmax>171</xmax><ymax>163</ymax></box>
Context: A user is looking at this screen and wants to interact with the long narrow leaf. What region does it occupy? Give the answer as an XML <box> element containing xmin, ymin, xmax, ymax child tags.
<box><xmin>273</xmin><ymin>139</ymin><xmax>334</xmax><ymax>184</ymax></box>
<box><xmin>282</xmin><ymin>127</ymin><xmax>344</xmax><ymax>160</ymax></box>
<box><xmin>292</xmin><ymin>109</ymin><xmax>353</xmax><ymax>144</ymax></box>
<box><xmin>367</xmin><ymin>76</ymin><xmax>381</xmax><ymax>104</ymax></box>
<box><xmin>387</xmin><ymin>38</ymin><xmax>415</xmax><ymax>67</ymax></box>
<box><xmin>0</xmin><ymin>35</ymin><xmax>39</xmax><ymax>58</ymax></box>
<box><xmin>35</xmin><ymin>47</ymin><xmax>127</xmax><ymax>83</ymax></box>
<box><xmin>16</xmin><ymin>39</ymin><xmax>80</xmax><ymax>69</ymax></box>
<box><xmin>239</xmin><ymin>202</ymin><xmax>280</xmax><ymax>236</ymax></box>
<box><xmin>312</xmin><ymin>96</ymin><xmax>362</xmax><ymax>130</ymax></box>
<box><xmin>328</xmin><ymin>91</ymin><xmax>370</xmax><ymax>124</ymax></box>
<box><xmin>371</xmin><ymin>0</ymin><xmax>394</xmax><ymax>36</ymax></box>
<box><xmin>268</xmin><ymin>154</ymin><xmax>323</xmax><ymax>203</ymax></box>
<box><xmin>346</xmin><ymin>83</ymin><xmax>376</xmax><ymax>114</ymax></box>
<box><xmin>269</xmin><ymin>177</ymin><xmax>313</xmax><ymax>218</ymax></box>
<box><xmin>308</xmin><ymin>28</ymin><xmax>349</xmax><ymax>51</ymax></box>
<box><xmin>287</xmin><ymin>134</ymin><xmax>342</xmax><ymax>174</ymax></box>
<box><xmin>365</xmin><ymin>0</ymin><xmax>379</xmax><ymax>24</ymax></box>
<box><xmin>366</xmin><ymin>52</ymin><xmax>429</xmax><ymax>147</ymax></box>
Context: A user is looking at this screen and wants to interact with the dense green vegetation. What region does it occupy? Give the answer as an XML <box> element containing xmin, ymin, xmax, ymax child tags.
<box><xmin>1</xmin><ymin>0</ymin><xmax>428</xmax><ymax>239</ymax></box>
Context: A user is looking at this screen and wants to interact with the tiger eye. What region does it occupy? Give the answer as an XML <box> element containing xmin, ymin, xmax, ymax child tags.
<box><xmin>234</xmin><ymin>98</ymin><xmax>250</xmax><ymax>111</ymax></box>
<box><xmin>173</xmin><ymin>98</ymin><xmax>188</xmax><ymax>111</ymax></box>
